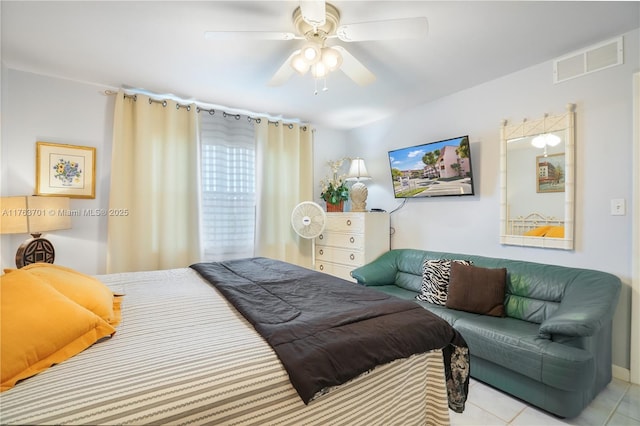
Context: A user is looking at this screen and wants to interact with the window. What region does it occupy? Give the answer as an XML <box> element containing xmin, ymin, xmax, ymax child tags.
<box><xmin>199</xmin><ymin>113</ymin><xmax>255</xmax><ymax>261</ymax></box>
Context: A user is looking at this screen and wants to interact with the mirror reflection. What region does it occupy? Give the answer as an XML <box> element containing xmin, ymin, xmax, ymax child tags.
<box><xmin>500</xmin><ymin>104</ymin><xmax>575</xmax><ymax>250</ymax></box>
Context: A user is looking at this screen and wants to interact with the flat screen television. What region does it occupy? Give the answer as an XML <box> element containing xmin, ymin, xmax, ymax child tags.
<box><xmin>387</xmin><ymin>135</ymin><xmax>474</xmax><ymax>198</ymax></box>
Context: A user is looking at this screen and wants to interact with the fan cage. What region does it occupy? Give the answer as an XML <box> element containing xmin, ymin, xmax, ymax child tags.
<box><xmin>291</xmin><ymin>201</ymin><xmax>327</xmax><ymax>239</ymax></box>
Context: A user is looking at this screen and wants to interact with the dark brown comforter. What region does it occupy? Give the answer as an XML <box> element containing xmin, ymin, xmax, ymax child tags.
<box><xmin>191</xmin><ymin>257</ymin><xmax>468</xmax><ymax>411</ymax></box>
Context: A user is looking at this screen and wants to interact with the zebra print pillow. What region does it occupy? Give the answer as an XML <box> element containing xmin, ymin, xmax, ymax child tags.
<box><xmin>416</xmin><ymin>259</ymin><xmax>472</xmax><ymax>305</ymax></box>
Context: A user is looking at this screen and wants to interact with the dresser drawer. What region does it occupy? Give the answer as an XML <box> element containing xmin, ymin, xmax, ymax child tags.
<box><xmin>315</xmin><ymin>262</ymin><xmax>356</xmax><ymax>282</ymax></box>
<box><xmin>315</xmin><ymin>246</ymin><xmax>363</xmax><ymax>266</ymax></box>
<box><xmin>325</xmin><ymin>213</ymin><xmax>364</xmax><ymax>232</ymax></box>
<box><xmin>316</xmin><ymin>231</ymin><xmax>364</xmax><ymax>250</ymax></box>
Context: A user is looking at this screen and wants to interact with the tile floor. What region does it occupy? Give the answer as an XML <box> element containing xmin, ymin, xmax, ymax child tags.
<box><xmin>450</xmin><ymin>378</ymin><xmax>640</xmax><ymax>426</ymax></box>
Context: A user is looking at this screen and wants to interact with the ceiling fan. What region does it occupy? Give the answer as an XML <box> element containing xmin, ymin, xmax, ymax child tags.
<box><xmin>204</xmin><ymin>1</ymin><xmax>428</xmax><ymax>90</ymax></box>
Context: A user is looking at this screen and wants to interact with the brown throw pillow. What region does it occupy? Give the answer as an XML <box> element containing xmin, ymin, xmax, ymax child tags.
<box><xmin>446</xmin><ymin>263</ymin><xmax>507</xmax><ymax>317</ymax></box>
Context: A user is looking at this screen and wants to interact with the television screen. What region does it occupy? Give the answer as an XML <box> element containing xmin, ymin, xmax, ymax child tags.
<box><xmin>387</xmin><ymin>135</ymin><xmax>474</xmax><ymax>198</ymax></box>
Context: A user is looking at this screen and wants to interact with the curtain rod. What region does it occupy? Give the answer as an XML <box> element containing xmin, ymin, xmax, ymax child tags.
<box><xmin>104</xmin><ymin>89</ymin><xmax>308</xmax><ymax>130</ymax></box>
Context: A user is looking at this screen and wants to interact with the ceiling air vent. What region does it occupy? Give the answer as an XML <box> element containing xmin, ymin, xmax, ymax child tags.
<box><xmin>553</xmin><ymin>37</ymin><xmax>623</xmax><ymax>84</ymax></box>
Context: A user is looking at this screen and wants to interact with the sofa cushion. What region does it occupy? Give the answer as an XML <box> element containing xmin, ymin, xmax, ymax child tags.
<box><xmin>417</xmin><ymin>301</ymin><xmax>481</xmax><ymax>327</ymax></box>
<box><xmin>416</xmin><ymin>259</ymin><xmax>471</xmax><ymax>305</ymax></box>
<box><xmin>446</xmin><ymin>263</ymin><xmax>506</xmax><ymax>317</ymax></box>
<box><xmin>395</xmin><ymin>271</ymin><xmax>423</xmax><ymax>293</ymax></box>
<box><xmin>503</xmin><ymin>266</ymin><xmax>565</xmax><ymax>323</ymax></box>
<box><xmin>367</xmin><ymin>284</ymin><xmax>417</xmax><ymax>301</ymax></box>
<box><xmin>454</xmin><ymin>315</ymin><xmax>593</xmax><ymax>392</ymax></box>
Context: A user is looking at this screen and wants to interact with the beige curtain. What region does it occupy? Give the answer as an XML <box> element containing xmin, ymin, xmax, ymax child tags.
<box><xmin>255</xmin><ymin>121</ymin><xmax>313</xmax><ymax>267</ymax></box>
<box><xmin>107</xmin><ymin>92</ymin><xmax>201</xmax><ymax>273</ymax></box>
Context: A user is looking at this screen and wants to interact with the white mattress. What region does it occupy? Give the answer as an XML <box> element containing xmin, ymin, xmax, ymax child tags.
<box><xmin>0</xmin><ymin>268</ymin><xmax>451</xmax><ymax>425</ymax></box>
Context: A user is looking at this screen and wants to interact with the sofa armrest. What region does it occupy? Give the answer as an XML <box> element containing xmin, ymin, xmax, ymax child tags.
<box><xmin>539</xmin><ymin>270</ymin><xmax>621</xmax><ymax>337</ymax></box>
<box><xmin>350</xmin><ymin>251</ymin><xmax>400</xmax><ymax>286</ymax></box>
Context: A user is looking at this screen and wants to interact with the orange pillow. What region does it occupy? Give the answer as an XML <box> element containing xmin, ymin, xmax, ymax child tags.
<box><xmin>18</xmin><ymin>264</ymin><xmax>122</xmax><ymax>326</ymax></box>
<box><xmin>545</xmin><ymin>226</ymin><xmax>565</xmax><ymax>238</ymax></box>
<box><xmin>523</xmin><ymin>225</ymin><xmax>552</xmax><ymax>237</ymax></box>
<box><xmin>1</xmin><ymin>270</ymin><xmax>115</xmax><ymax>391</ymax></box>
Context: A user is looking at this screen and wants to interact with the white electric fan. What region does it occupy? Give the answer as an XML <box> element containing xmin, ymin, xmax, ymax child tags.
<box><xmin>291</xmin><ymin>201</ymin><xmax>327</xmax><ymax>265</ymax></box>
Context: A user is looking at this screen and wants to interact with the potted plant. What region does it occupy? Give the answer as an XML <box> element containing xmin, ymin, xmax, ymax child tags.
<box><xmin>320</xmin><ymin>159</ymin><xmax>349</xmax><ymax>212</ymax></box>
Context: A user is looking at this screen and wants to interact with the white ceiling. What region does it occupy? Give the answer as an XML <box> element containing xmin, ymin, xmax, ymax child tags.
<box><xmin>2</xmin><ymin>1</ymin><xmax>639</xmax><ymax>129</ymax></box>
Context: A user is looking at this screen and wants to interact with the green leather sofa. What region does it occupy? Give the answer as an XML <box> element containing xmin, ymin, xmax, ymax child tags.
<box><xmin>351</xmin><ymin>249</ymin><xmax>622</xmax><ymax>418</ymax></box>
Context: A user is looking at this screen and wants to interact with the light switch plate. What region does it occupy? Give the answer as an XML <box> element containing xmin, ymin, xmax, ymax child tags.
<box><xmin>611</xmin><ymin>199</ymin><xmax>626</xmax><ymax>216</ymax></box>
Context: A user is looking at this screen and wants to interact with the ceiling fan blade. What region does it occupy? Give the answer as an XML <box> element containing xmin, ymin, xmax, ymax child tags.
<box><xmin>204</xmin><ymin>31</ymin><xmax>297</xmax><ymax>41</ymax></box>
<box><xmin>332</xmin><ymin>46</ymin><xmax>376</xmax><ymax>86</ymax></box>
<box><xmin>299</xmin><ymin>1</ymin><xmax>326</xmax><ymax>28</ymax></box>
<box><xmin>336</xmin><ymin>17</ymin><xmax>428</xmax><ymax>42</ymax></box>
<box><xmin>268</xmin><ymin>50</ymin><xmax>301</xmax><ymax>86</ymax></box>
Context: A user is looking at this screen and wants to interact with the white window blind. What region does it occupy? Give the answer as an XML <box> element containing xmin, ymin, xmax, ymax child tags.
<box><xmin>199</xmin><ymin>113</ymin><xmax>255</xmax><ymax>261</ymax></box>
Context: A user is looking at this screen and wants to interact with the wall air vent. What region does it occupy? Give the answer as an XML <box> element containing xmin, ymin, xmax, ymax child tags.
<box><xmin>553</xmin><ymin>36</ymin><xmax>623</xmax><ymax>84</ymax></box>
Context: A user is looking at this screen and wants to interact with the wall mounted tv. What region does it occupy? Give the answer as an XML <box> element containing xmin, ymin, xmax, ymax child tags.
<box><xmin>387</xmin><ymin>135</ymin><xmax>475</xmax><ymax>198</ymax></box>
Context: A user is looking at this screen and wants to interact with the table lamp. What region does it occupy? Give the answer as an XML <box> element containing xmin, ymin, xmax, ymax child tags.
<box><xmin>346</xmin><ymin>157</ymin><xmax>372</xmax><ymax>212</ymax></box>
<box><xmin>1</xmin><ymin>196</ymin><xmax>71</xmax><ymax>268</ymax></box>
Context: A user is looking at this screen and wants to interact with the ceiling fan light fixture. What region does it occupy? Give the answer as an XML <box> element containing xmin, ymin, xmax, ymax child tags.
<box><xmin>301</xmin><ymin>42</ymin><xmax>321</xmax><ymax>63</ymax></box>
<box><xmin>546</xmin><ymin>133</ymin><xmax>562</xmax><ymax>147</ymax></box>
<box><xmin>531</xmin><ymin>133</ymin><xmax>561</xmax><ymax>149</ymax></box>
<box><xmin>321</xmin><ymin>47</ymin><xmax>343</xmax><ymax>71</ymax></box>
<box><xmin>311</xmin><ymin>62</ymin><xmax>328</xmax><ymax>79</ymax></box>
<box><xmin>531</xmin><ymin>136</ymin><xmax>547</xmax><ymax>149</ymax></box>
<box><xmin>206</xmin><ymin>2</ymin><xmax>431</xmax><ymax>89</ymax></box>
<box><xmin>291</xmin><ymin>53</ymin><xmax>310</xmax><ymax>74</ymax></box>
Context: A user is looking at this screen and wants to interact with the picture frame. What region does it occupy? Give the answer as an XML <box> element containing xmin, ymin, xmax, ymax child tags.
<box><xmin>36</xmin><ymin>142</ymin><xmax>96</xmax><ymax>199</ymax></box>
<box><xmin>536</xmin><ymin>153</ymin><xmax>565</xmax><ymax>193</ymax></box>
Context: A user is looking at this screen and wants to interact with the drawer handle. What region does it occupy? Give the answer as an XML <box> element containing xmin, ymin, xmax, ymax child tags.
<box><xmin>350</xmin><ymin>254</ymin><xmax>355</xmax><ymax>260</ymax></box>
<box><xmin>319</xmin><ymin>234</ymin><xmax>324</xmax><ymax>240</ymax></box>
<box><xmin>346</xmin><ymin>219</ymin><xmax>352</xmax><ymax>226</ymax></box>
<box><xmin>319</xmin><ymin>264</ymin><xmax>324</xmax><ymax>271</ymax></box>
<box><xmin>319</xmin><ymin>249</ymin><xmax>324</xmax><ymax>255</ymax></box>
<box><xmin>349</xmin><ymin>237</ymin><xmax>355</xmax><ymax>243</ymax></box>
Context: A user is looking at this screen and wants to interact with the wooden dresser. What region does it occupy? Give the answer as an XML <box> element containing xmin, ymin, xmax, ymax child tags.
<box><xmin>314</xmin><ymin>212</ymin><xmax>390</xmax><ymax>281</ymax></box>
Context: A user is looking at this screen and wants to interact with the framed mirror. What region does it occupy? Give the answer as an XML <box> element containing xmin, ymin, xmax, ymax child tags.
<box><xmin>500</xmin><ymin>104</ymin><xmax>575</xmax><ymax>249</ymax></box>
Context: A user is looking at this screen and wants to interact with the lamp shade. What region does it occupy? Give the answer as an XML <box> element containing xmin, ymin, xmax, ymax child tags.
<box><xmin>346</xmin><ymin>158</ymin><xmax>371</xmax><ymax>181</ymax></box>
<box><xmin>1</xmin><ymin>196</ymin><xmax>71</xmax><ymax>235</ymax></box>
<box><xmin>27</xmin><ymin>196</ymin><xmax>72</xmax><ymax>234</ymax></box>
<box><xmin>1</xmin><ymin>196</ymin><xmax>29</xmax><ymax>234</ymax></box>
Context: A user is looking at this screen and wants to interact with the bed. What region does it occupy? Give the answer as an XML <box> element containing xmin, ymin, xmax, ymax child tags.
<box><xmin>0</xmin><ymin>258</ymin><xmax>467</xmax><ymax>425</ymax></box>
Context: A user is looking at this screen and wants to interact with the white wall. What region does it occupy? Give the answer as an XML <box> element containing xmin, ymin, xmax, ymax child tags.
<box><xmin>345</xmin><ymin>29</ymin><xmax>639</xmax><ymax>371</ymax></box>
<box><xmin>312</xmin><ymin>125</ymin><xmax>351</xmax><ymax>207</ymax></box>
<box><xmin>1</xmin><ymin>69</ymin><xmax>115</xmax><ymax>274</ymax></box>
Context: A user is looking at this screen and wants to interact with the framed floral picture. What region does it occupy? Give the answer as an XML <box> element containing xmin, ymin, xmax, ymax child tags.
<box><xmin>36</xmin><ymin>142</ymin><xmax>96</xmax><ymax>198</ymax></box>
